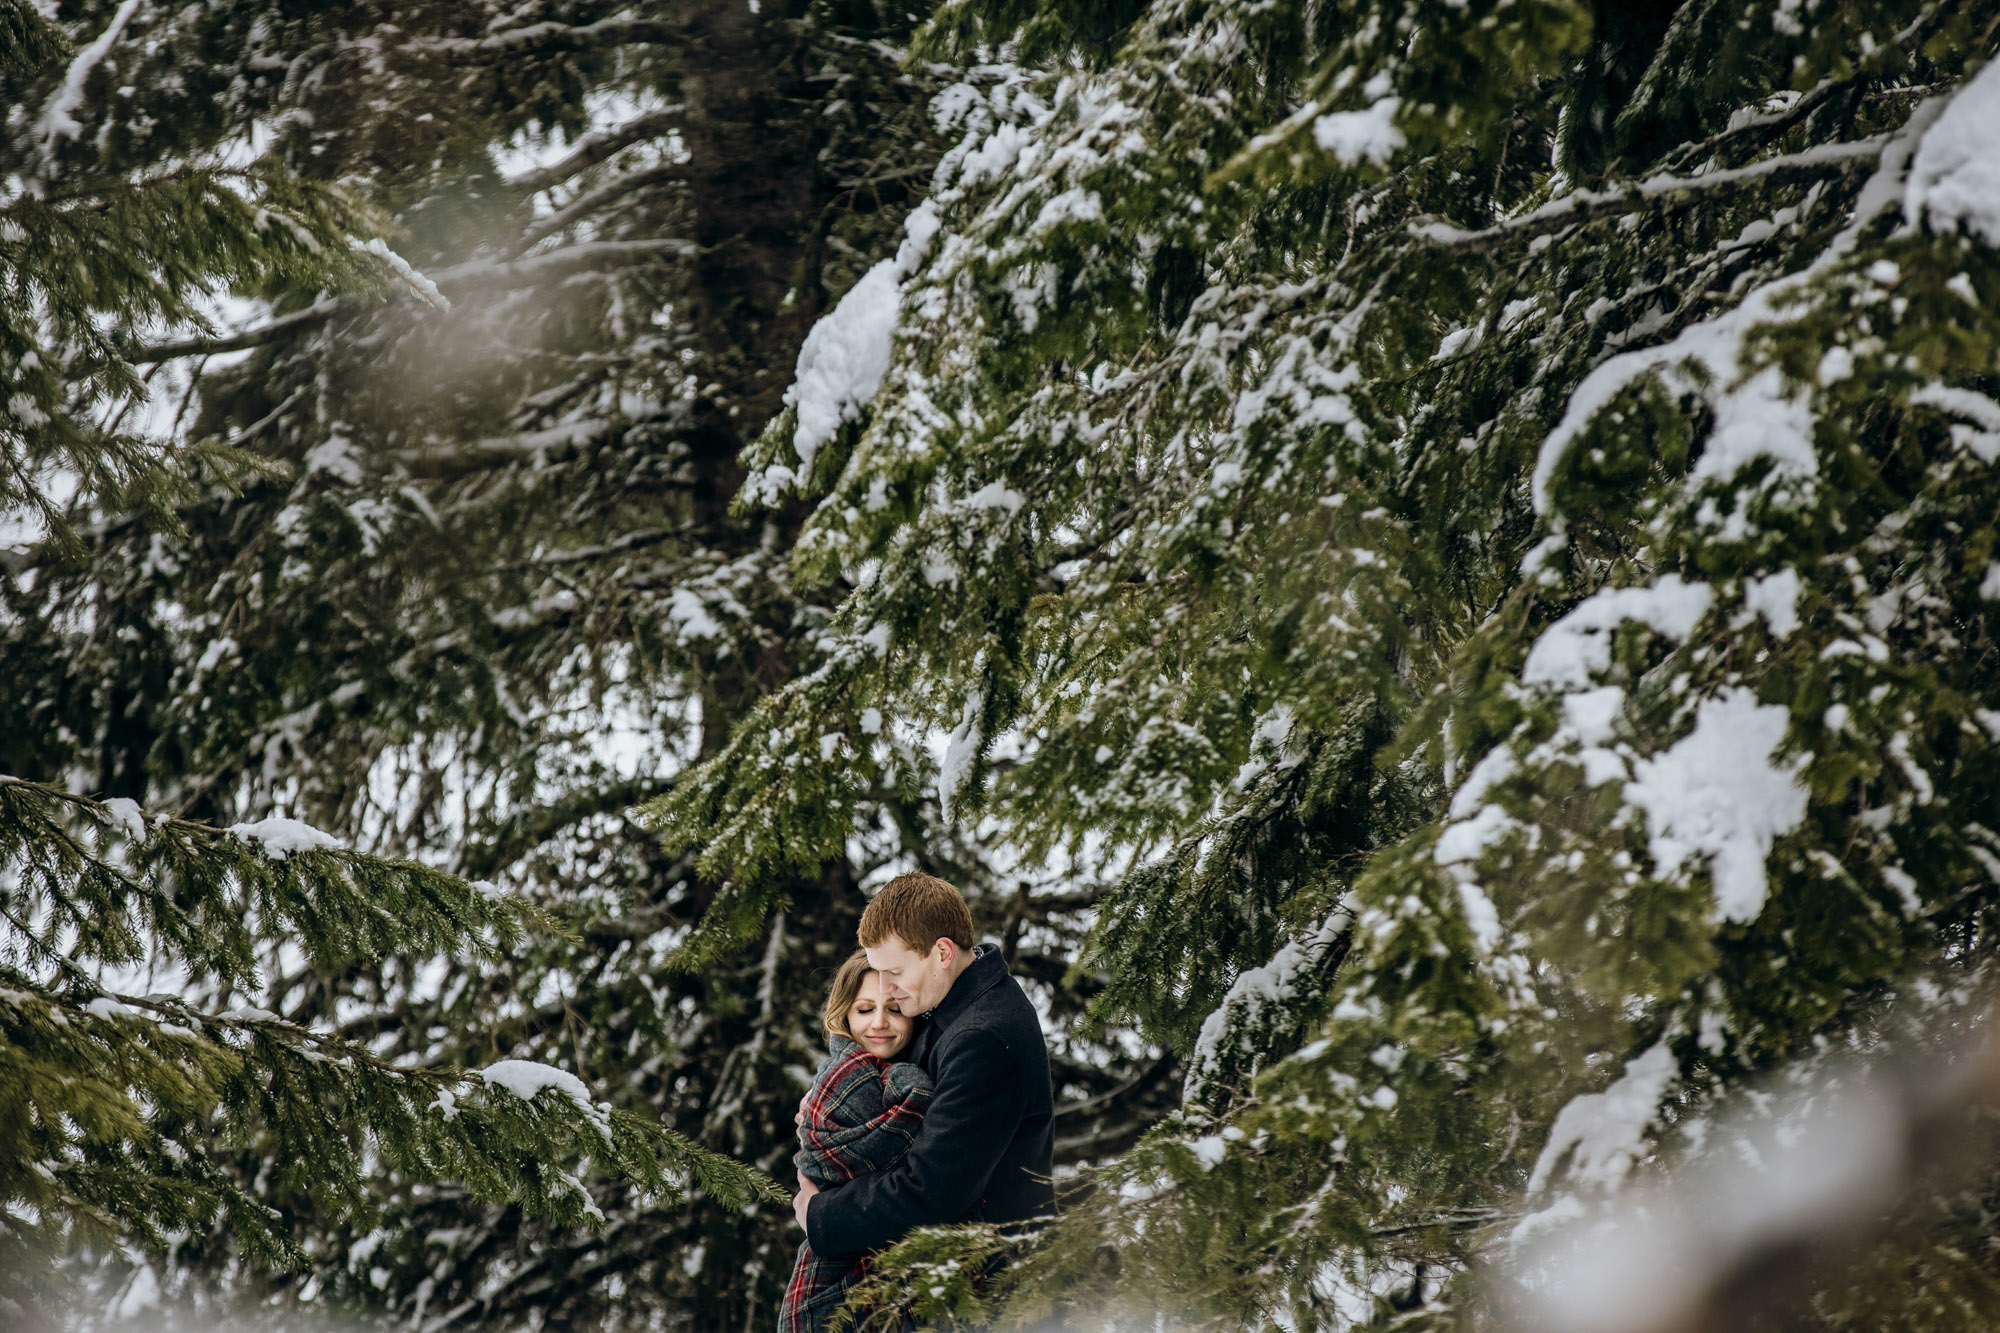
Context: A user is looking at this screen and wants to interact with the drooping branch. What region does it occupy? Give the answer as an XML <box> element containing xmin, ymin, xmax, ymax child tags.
<box><xmin>134</xmin><ymin>240</ymin><xmax>698</xmax><ymax>363</ymax></box>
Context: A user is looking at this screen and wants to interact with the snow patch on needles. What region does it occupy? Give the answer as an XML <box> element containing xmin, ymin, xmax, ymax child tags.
<box><xmin>1904</xmin><ymin>59</ymin><xmax>2000</xmax><ymax>246</ymax></box>
<box><xmin>783</xmin><ymin>200</ymin><xmax>944</xmax><ymax>477</ymax></box>
<box><xmin>102</xmin><ymin>797</ymin><xmax>147</xmax><ymax>843</ymax></box>
<box><xmin>1740</xmin><ymin>568</ymin><xmax>1803</xmax><ymax>638</ymax></box>
<box><xmin>35</xmin><ymin>0</ymin><xmax>144</xmax><ymax>154</ymax></box>
<box><xmin>1186</xmin><ymin>910</ymin><xmax>1351</xmax><ymax>1102</ymax></box>
<box><xmin>479</xmin><ymin>1060</ymin><xmax>613</xmax><ymax>1140</ymax></box>
<box><xmin>937</xmin><ymin>687</ymin><xmax>987</xmax><ymax>819</ymax></box>
<box><xmin>1313</xmin><ymin>97</ymin><xmax>1403</xmax><ymax>167</ymax></box>
<box><xmin>1697</xmin><ymin>366</ymin><xmax>1817</xmax><ymax>491</ymax></box>
<box><xmin>1523</xmin><ymin>1042</ymin><xmax>1679</xmax><ymax>1203</ymax></box>
<box><xmin>226</xmin><ymin>816</ymin><xmax>341</xmax><ymax>858</ymax></box>
<box><xmin>787</xmin><ymin>258</ymin><xmax>901</xmax><ymax>472</ymax></box>
<box><xmin>356</xmin><ymin>238</ymin><xmax>450</xmax><ymax>312</ymax></box>
<box><xmin>1522</xmin><ymin>576</ymin><xmax>1713</xmax><ymax>691</ymax></box>
<box><xmin>1625</xmin><ymin>688</ymin><xmax>1807</xmax><ymax>923</ymax></box>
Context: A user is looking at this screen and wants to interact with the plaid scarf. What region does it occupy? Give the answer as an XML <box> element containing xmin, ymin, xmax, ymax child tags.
<box><xmin>779</xmin><ymin>1034</ymin><xmax>933</xmax><ymax>1333</ymax></box>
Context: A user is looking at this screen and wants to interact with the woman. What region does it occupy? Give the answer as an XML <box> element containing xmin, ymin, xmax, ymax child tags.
<box><xmin>778</xmin><ymin>950</ymin><xmax>933</xmax><ymax>1333</ymax></box>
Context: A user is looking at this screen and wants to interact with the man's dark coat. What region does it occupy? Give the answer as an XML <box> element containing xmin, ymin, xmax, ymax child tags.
<box><xmin>804</xmin><ymin>945</ymin><xmax>1055</xmax><ymax>1258</ymax></box>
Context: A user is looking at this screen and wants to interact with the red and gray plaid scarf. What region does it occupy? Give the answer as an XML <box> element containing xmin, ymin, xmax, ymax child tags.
<box><xmin>778</xmin><ymin>1033</ymin><xmax>933</xmax><ymax>1333</ymax></box>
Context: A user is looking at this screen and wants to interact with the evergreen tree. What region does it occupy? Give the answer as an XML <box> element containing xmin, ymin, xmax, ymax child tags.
<box><xmin>3</xmin><ymin>3</ymin><xmax>778</xmax><ymax>1324</ymax></box>
<box><xmin>4</xmin><ymin>1</ymin><xmax>1169</xmax><ymax>1325</ymax></box>
<box><xmin>653</xmin><ymin>0</ymin><xmax>2000</xmax><ymax>1327</ymax></box>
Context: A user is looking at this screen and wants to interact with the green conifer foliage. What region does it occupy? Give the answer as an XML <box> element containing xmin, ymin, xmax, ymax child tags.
<box><xmin>0</xmin><ymin>776</ymin><xmax>777</xmax><ymax>1326</ymax></box>
<box><xmin>0</xmin><ymin>0</ymin><xmax>443</xmax><ymax>561</ymax></box>
<box><xmin>653</xmin><ymin>0</ymin><xmax>2000</xmax><ymax>1326</ymax></box>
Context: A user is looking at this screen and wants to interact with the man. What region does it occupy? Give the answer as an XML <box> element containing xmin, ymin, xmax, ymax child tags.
<box><xmin>794</xmin><ymin>871</ymin><xmax>1055</xmax><ymax>1258</ymax></box>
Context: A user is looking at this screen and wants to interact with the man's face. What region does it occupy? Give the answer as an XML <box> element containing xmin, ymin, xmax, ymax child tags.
<box><xmin>864</xmin><ymin>935</ymin><xmax>952</xmax><ymax>1015</ymax></box>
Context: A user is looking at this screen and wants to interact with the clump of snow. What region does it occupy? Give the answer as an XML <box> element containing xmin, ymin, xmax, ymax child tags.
<box><xmin>666</xmin><ymin>587</ymin><xmax>725</xmax><ymax>643</ymax></box>
<box><xmin>782</xmin><ymin>200</ymin><xmax>946</xmax><ymax>477</ymax></box>
<box><xmin>1694</xmin><ymin>366</ymin><xmax>1817</xmax><ymax>493</ymax></box>
<box><xmin>227</xmin><ymin>816</ymin><xmax>341</xmax><ymax>859</ymax></box>
<box><xmin>1562</xmin><ymin>685</ymin><xmax>1626</xmax><ymax>748</ymax></box>
<box><xmin>102</xmin><ymin>796</ymin><xmax>147</xmax><ymax>843</ymax></box>
<box><xmin>1434</xmin><ymin>802</ymin><xmax>1519</xmax><ymax>867</ymax></box>
<box><xmin>1313</xmin><ymin>97</ymin><xmax>1404</xmax><ymax>167</ymax></box>
<box><xmin>787</xmin><ymin>259</ymin><xmax>901</xmax><ymax>472</ymax></box>
<box><xmin>1524</xmin><ymin>1042</ymin><xmax>1679</xmax><ymax>1199</ymax></box>
<box><xmin>1904</xmin><ymin>58</ymin><xmax>2000</xmax><ymax>245</ymax></box>
<box><xmin>936</xmin><ymin>687</ymin><xmax>987</xmax><ymax>819</ymax></box>
<box><xmin>1623</xmin><ymin>688</ymin><xmax>1807</xmax><ymax>923</ymax></box>
<box><xmin>479</xmin><ymin>1060</ymin><xmax>612</xmax><ymax>1140</ymax></box>
<box><xmin>1522</xmin><ymin>576</ymin><xmax>1713</xmax><ymax>690</ymax></box>
<box><xmin>896</xmin><ymin>199</ymin><xmax>942</xmax><ymax>272</ymax></box>
<box><xmin>1030</xmin><ymin>187</ymin><xmax>1104</xmax><ymax>235</ymax></box>
<box><xmin>1741</xmin><ymin>568</ymin><xmax>1803</xmax><ymax>637</ymax></box>
<box><xmin>1909</xmin><ymin>382</ymin><xmax>2000</xmax><ymax>464</ymax></box>
<box><xmin>1449</xmin><ymin>747</ymin><xmax>1519</xmax><ymax>819</ymax></box>
<box><xmin>1457</xmin><ymin>882</ymin><xmax>1504</xmax><ymax>952</ymax></box>
<box><xmin>962</xmin><ymin>480</ymin><xmax>1026</xmax><ymax>514</ymax></box>
<box><xmin>304</xmin><ymin>434</ymin><xmax>364</xmax><ymax>485</ymax></box>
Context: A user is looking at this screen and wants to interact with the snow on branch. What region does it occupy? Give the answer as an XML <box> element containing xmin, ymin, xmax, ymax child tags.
<box><xmin>516</xmin><ymin>161</ymin><xmax>694</xmax><ymax>248</ymax></box>
<box><xmin>507</xmin><ymin>106</ymin><xmax>688</xmax><ymax>195</ymax></box>
<box><xmin>410</xmin><ymin>17</ymin><xmax>691</xmax><ymax>62</ymax></box>
<box><xmin>432</xmin><ymin>238</ymin><xmax>701</xmax><ymax>291</ymax></box>
<box><xmin>1412</xmin><ymin>135</ymin><xmax>1889</xmax><ymax>253</ymax></box>
<box><xmin>32</xmin><ymin>0</ymin><xmax>144</xmax><ymax>158</ymax></box>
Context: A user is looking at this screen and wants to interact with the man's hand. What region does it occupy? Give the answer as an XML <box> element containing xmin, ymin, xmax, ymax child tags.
<box><xmin>796</xmin><ymin>1091</ymin><xmax>810</xmax><ymax>1127</ymax></box>
<box><xmin>793</xmin><ymin>1175</ymin><xmax>819</xmax><ymax>1230</ymax></box>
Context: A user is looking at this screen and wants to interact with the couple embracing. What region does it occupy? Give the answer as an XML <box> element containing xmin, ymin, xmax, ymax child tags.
<box><xmin>780</xmin><ymin>873</ymin><xmax>1055</xmax><ymax>1332</ymax></box>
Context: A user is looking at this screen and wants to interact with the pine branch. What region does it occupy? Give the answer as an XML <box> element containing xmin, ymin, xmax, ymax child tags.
<box><xmin>432</xmin><ymin>238</ymin><xmax>702</xmax><ymax>291</ymax></box>
<box><xmin>1411</xmin><ymin>134</ymin><xmax>1889</xmax><ymax>252</ymax></box>
<box><xmin>516</xmin><ymin>161</ymin><xmax>695</xmax><ymax>249</ymax></box>
<box><xmin>409</xmin><ymin>17</ymin><xmax>692</xmax><ymax>63</ymax></box>
<box><xmin>132</xmin><ymin>300</ymin><xmax>341</xmax><ymax>363</ymax></box>
<box><xmin>508</xmin><ymin>106</ymin><xmax>688</xmax><ymax>194</ymax></box>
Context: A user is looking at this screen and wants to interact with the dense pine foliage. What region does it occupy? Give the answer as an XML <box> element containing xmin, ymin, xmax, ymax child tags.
<box><xmin>5</xmin><ymin>0</ymin><xmax>1165</xmax><ymax>1327</ymax></box>
<box><xmin>8</xmin><ymin>0</ymin><xmax>2000</xmax><ymax>1329</ymax></box>
<box><xmin>653</xmin><ymin>0</ymin><xmax>2000</xmax><ymax>1327</ymax></box>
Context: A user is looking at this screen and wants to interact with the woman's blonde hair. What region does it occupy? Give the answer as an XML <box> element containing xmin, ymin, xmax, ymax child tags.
<box><xmin>821</xmin><ymin>948</ymin><xmax>877</xmax><ymax>1037</ymax></box>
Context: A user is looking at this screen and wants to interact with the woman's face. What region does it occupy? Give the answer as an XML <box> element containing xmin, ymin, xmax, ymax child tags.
<box><xmin>846</xmin><ymin>971</ymin><xmax>913</xmax><ymax>1059</ymax></box>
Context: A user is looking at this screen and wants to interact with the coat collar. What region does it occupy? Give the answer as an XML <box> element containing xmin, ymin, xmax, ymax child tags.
<box><xmin>920</xmin><ymin>943</ymin><xmax>1007</xmax><ymax>1035</ymax></box>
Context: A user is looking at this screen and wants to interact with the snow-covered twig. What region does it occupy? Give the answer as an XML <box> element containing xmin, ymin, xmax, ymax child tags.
<box><xmin>1413</xmin><ymin>136</ymin><xmax>1888</xmax><ymax>252</ymax></box>
<box><xmin>516</xmin><ymin>161</ymin><xmax>694</xmax><ymax>249</ymax></box>
<box><xmin>507</xmin><ymin>106</ymin><xmax>688</xmax><ymax>194</ymax></box>
<box><xmin>411</xmin><ymin>17</ymin><xmax>690</xmax><ymax>62</ymax></box>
